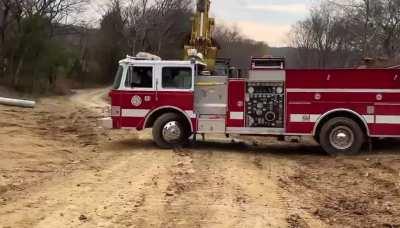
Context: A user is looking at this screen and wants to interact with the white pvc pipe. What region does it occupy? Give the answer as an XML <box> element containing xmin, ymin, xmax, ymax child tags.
<box><xmin>0</xmin><ymin>97</ymin><xmax>36</xmax><ymax>108</ymax></box>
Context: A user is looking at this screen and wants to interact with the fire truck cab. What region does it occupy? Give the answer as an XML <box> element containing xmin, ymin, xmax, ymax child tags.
<box><xmin>102</xmin><ymin>54</ymin><xmax>400</xmax><ymax>155</ymax></box>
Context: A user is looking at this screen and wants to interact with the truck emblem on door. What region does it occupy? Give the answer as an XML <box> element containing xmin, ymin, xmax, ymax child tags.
<box><xmin>131</xmin><ymin>95</ymin><xmax>142</xmax><ymax>107</ymax></box>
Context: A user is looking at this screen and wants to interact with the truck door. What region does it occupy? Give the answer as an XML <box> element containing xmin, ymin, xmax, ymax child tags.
<box><xmin>119</xmin><ymin>64</ymin><xmax>156</xmax><ymax>129</ymax></box>
<box><xmin>156</xmin><ymin>65</ymin><xmax>195</xmax><ymax>128</ymax></box>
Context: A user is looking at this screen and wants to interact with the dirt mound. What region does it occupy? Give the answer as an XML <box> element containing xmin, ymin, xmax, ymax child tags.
<box><xmin>281</xmin><ymin>155</ymin><xmax>400</xmax><ymax>227</ymax></box>
<box><xmin>0</xmin><ymin>95</ymin><xmax>109</xmax><ymax>198</ymax></box>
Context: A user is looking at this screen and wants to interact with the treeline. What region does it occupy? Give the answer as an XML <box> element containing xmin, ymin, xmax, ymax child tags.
<box><xmin>92</xmin><ymin>0</ymin><xmax>268</xmax><ymax>81</ymax></box>
<box><xmin>289</xmin><ymin>0</ymin><xmax>400</xmax><ymax>68</ymax></box>
<box><xmin>93</xmin><ymin>0</ymin><xmax>193</xmax><ymax>83</ymax></box>
<box><xmin>0</xmin><ymin>0</ymin><xmax>86</xmax><ymax>93</ymax></box>
<box><xmin>0</xmin><ymin>0</ymin><xmax>269</xmax><ymax>94</ymax></box>
<box><xmin>0</xmin><ymin>0</ymin><xmax>193</xmax><ymax>93</ymax></box>
<box><xmin>214</xmin><ymin>25</ymin><xmax>269</xmax><ymax>71</ymax></box>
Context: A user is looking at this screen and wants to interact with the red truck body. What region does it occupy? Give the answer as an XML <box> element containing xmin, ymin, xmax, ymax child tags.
<box><xmin>102</xmin><ymin>56</ymin><xmax>400</xmax><ymax>154</ymax></box>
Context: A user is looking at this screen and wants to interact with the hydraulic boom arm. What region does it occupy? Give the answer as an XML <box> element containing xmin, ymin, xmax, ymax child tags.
<box><xmin>184</xmin><ymin>0</ymin><xmax>218</xmax><ymax>71</ymax></box>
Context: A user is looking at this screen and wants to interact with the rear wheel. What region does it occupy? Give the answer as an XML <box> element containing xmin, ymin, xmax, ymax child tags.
<box><xmin>152</xmin><ymin>113</ymin><xmax>191</xmax><ymax>149</ymax></box>
<box><xmin>319</xmin><ymin>117</ymin><xmax>364</xmax><ymax>156</ymax></box>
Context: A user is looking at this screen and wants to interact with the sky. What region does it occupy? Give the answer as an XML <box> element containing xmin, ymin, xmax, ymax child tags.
<box><xmin>85</xmin><ymin>0</ymin><xmax>314</xmax><ymax>47</ymax></box>
<box><xmin>210</xmin><ymin>0</ymin><xmax>313</xmax><ymax>47</ymax></box>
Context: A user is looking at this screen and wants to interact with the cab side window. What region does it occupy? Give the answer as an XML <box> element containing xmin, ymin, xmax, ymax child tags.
<box><xmin>162</xmin><ymin>67</ymin><xmax>192</xmax><ymax>89</ymax></box>
<box><xmin>125</xmin><ymin>66</ymin><xmax>153</xmax><ymax>88</ymax></box>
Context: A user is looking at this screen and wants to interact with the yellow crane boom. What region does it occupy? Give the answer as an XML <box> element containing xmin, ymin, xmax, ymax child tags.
<box><xmin>184</xmin><ymin>0</ymin><xmax>218</xmax><ymax>70</ymax></box>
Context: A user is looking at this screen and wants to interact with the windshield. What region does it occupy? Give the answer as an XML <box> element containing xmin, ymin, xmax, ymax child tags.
<box><xmin>112</xmin><ymin>66</ymin><xmax>124</xmax><ymax>89</ymax></box>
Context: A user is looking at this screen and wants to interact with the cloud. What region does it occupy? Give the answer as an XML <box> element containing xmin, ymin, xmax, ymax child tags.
<box><xmin>246</xmin><ymin>3</ymin><xmax>308</xmax><ymax>14</ymax></box>
<box><xmin>220</xmin><ymin>20</ymin><xmax>292</xmax><ymax>47</ymax></box>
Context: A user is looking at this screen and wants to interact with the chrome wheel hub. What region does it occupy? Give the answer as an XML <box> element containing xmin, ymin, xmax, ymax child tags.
<box><xmin>162</xmin><ymin>121</ymin><xmax>182</xmax><ymax>142</ymax></box>
<box><xmin>329</xmin><ymin>126</ymin><xmax>354</xmax><ymax>150</ymax></box>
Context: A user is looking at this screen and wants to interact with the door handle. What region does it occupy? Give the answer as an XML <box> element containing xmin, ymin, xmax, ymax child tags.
<box><xmin>155</xmin><ymin>79</ymin><xmax>159</xmax><ymax>101</ymax></box>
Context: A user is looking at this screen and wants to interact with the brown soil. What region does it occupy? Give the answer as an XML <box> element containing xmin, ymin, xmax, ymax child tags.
<box><xmin>0</xmin><ymin>88</ymin><xmax>399</xmax><ymax>228</ymax></box>
<box><xmin>280</xmin><ymin>146</ymin><xmax>400</xmax><ymax>228</ymax></box>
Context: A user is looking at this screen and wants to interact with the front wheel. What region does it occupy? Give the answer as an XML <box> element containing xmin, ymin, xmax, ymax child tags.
<box><xmin>319</xmin><ymin>117</ymin><xmax>365</xmax><ymax>156</ymax></box>
<box><xmin>152</xmin><ymin>113</ymin><xmax>190</xmax><ymax>149</ymax></box>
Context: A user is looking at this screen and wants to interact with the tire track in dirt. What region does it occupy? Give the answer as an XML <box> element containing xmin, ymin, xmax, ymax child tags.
<box><xmin>0</xmin><ymin>88</ymin><xmax>346</xmax><ymax>227</ymax></box>
<box><xmin>281</xmin><ymin>152</ymin><xmax>400</xmax><ymax>228</ymax></box>
<box><xmin>0</xmin><ymin>94</ymin><xmax>110</xmax><ymax>200</ymax></box>
<box><xmin>210</xmin><ymin>148</ymin><xmax>290</xmax><ymax>228</ymax></box>
<box><xmin>0</xmin><ymin>89</ymin><xmax>174</xmax><ymax>227</ymax></box>
<box><xmin>159</xmin><ymin>147</ymin><xmax>214</xmax><ymax>228</ymax></box>
<box><xmin>0</xmin><ymin>141</ymin><xmax>176</xmax><ymax>228</ymax></box>
<box><xmin>154</xmin><ymin>140</ymin><xmax>303</xmax><ymax>228</ymax></box>
<box><xmin>67</xmin><ymin>89</ymin><xmax>323</xmax><ymax>227</ymax></box>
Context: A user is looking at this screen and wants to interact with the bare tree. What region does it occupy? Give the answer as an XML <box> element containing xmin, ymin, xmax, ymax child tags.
<box><xmin>289</xmin><ymin>2</ymin><xmax>358</xmax><ymax>68</ymax></box>
<box><xmin>289</xmin><ymin>0</ymin><xmax>400</xmax><ymax>68</ymax></box>
<box><xmin>214</xmin><ymin>25</ymin><xmax>269</xmax><ymax>71</ymax></box>
<box><xmin>0</xmin><ymin>0</ymin><xmax>89</xmax><ymax>91</ymax></box>
<box><xmin>124</xmin><ymin>0</ymin><xmax>191</xmax><ymax>56</ymax></box>
<box><xmin>374</xmin><ymin>0</ymin><xmax>400</xmax><ymax>58</ymax></box>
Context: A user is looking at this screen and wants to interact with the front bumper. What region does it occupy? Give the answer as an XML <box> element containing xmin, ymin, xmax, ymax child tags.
<box><xmin>99</xmin><ymin>117</ymin><xmax>113</xmax><ymax>129</ymax></box>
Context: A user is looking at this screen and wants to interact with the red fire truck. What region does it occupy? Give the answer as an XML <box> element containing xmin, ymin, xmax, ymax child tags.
<box><xmin>101</xmin><ymin>54</ymin><xmax>400</xmax><ymax>155</ymax></box>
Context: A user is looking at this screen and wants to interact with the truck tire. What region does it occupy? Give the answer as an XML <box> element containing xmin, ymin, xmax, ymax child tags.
<box><xmin>152</xmin><ymin>113</ymin><xmax>190</xmax><ymax>149</ymax></box>
<box><xmin>319</xmin><ymin>117</ymin><xmax>364</xmax><ymax>156</ymax></box>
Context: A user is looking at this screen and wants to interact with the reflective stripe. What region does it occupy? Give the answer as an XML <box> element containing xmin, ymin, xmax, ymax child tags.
<box><xmin>185</xmin><ymin>111</ymin><xmax>196</xmax><ymax>118</ymax></box>
<box><xmin>287</xmin><ymin>88</ymin><xmax>400</xmax><ymax>93</ymax></box>
<box><xmin>122</xmin><ymin>109</ymin><xmax>400</xmax><ymax>125</ymax></box>
<box><xmin>290</xmin><ymin>114</ymin><xmax>396</xmax><ymax>124</ymax></box>
<box><xmin>122</xmin><ymin>109</ymin><xmax>196</xmax><ymax>119</ymax></box>
<box><xmin>362</xmin><ymin>115</ymin><xmax>375</xmax><ymax>124</ymax></box>
<box><xmin>121</xmin><ymin>109</ymin><xmax>150</xmax><ymax>117</ymax></box>
<box><xmin>230</xmin><ymin>112</ymin><xmax>244</xmax><ymax>120</ymax></box>
<box><xmin>376</xmin><ymin>115</ymin><xmax>400</xmax><ymax>124</ymax></box>
<box><xmin>111</xmin><ymin>106</ymin><xmax>121</xmax><ymax>117</ymax></box>
<box><xmin>200</xmin><ymin>104</ymin><xmax>227</xmax><ymax>108</ymax></box>
<box><xmin>290</xmin><ymin>114</ymin><xmax>320</xmax><ymax>123</ymax></box>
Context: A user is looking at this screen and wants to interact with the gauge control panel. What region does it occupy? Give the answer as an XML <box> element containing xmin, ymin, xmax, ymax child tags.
<box><xmin>245</xmin><ymin>82</ymin><xmax>284</xmax><ymax>128</ymax></box>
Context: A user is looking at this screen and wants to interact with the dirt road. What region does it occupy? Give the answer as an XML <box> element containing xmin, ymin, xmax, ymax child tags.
<box><xmin>0</xmin><ymin>89</ymin><xmax>399</xmax><ymax>228</ymax></box>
